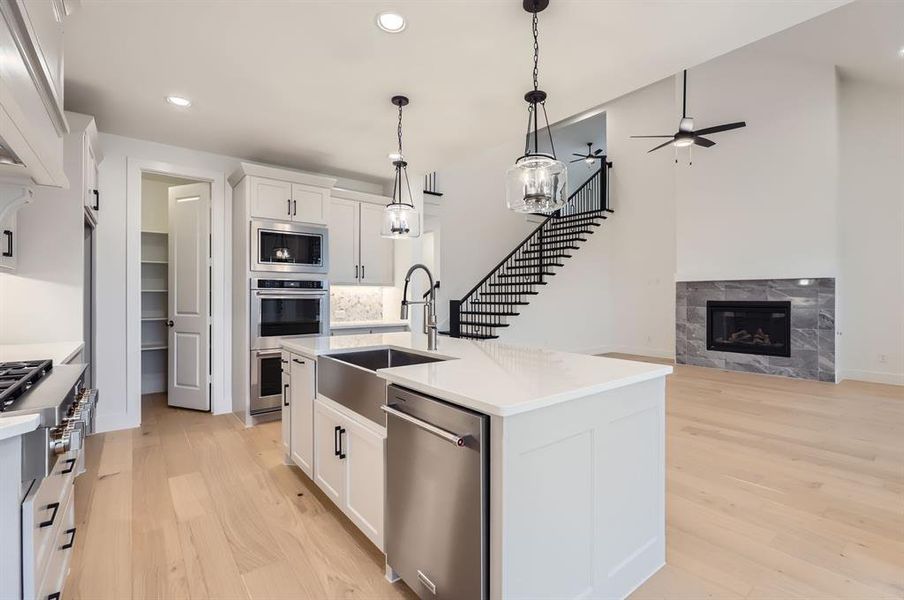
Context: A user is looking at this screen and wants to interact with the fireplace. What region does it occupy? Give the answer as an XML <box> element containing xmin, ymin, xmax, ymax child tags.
<box><xmin>706</xmin><ymin>300</ymin><xmax>791</xmax><ymax>357</ymax></box>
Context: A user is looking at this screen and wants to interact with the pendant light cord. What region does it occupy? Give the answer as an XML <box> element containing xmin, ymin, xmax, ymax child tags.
<box><xmin>397</xmin><ymin>103</ymin><xmax>404</xmax><ymax>156</ymax></box>
<box><xmin>532</xmin><ymin>10</ymin><xmax>539</xmax><ymax>93</ymax></box>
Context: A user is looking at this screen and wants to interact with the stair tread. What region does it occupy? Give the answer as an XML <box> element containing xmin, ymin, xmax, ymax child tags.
<box><xmin>505</xmin><ymin>263</ymin><xmax>564</xmax><ymax>269</ymax></box>
<box><xmin>470</xmin><ymin>301</ymin><xmax>530</xmax><ymax>306</ymax></box>
<box><xmin>479</xmin><ymin>291</ymin><xmax>539</xmax><ymax>296</ymax></box>
<box><xmin>514</xmin><ymin>255</ymin><xmax>572</xmax><ymax>261</ymax></box>
<box><xmin>498</xmin><ymin>272</ymin><xmax>556</xmax><ymax>277</ymax></box>
<box><xmin>538</xmin><ymin>230</ymin><xmax>595</xmax><ymax>238</ymax></box>
<box><xmin>490</xmin><ymin>282</ymin><xmax>547</xmax><ymax>287</ymax></box>
<box><xmin>458</xmin><ymin>333</ymin><xmax>500</xmax><ymax>340</ymax></box>
<box><xmin>524</xmin><ymin>246</ymin><xmax>581</xmax><ymax>253</ymax></box>
<box><xmin>460</xmin><ymin>310</ymin><xmax>520</xmax><ymax>316</ymax></box>
<box><xmin>459</xmin><ymin>321</ymin><xmax>510</xmax><ymax>327</ymax></box>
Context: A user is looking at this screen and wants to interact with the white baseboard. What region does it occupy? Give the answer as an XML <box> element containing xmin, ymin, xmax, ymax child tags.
<box><xmin>839</xmin><ymin>369</ymin><xmax>904</xmax><ymax>386</ymax></box>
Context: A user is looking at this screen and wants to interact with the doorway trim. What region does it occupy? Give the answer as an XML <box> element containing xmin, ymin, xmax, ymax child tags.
<box><xmin>126</xmin><ymin>158</ymin><xmax>230</xmax><ymax>426</ymax></box>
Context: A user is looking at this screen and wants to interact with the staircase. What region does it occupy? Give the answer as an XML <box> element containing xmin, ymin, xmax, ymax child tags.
<box><xmin>449</xmin><ymin>160</ymin><xmax>613</xmax><ymax>340</ymax></box>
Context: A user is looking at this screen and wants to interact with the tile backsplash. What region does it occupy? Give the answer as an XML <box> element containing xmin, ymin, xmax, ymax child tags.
<box><xmin>331</xmin><ymin>286</ymin><xmax>385</xmax><ymax>322</ymax></box>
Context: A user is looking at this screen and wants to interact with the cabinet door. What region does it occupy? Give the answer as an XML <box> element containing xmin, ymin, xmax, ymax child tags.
<box><xmin>250</xmin><ymin>177</ymin><xmax>293</xmax><ymax>221</ymax></box>
<box><xmin>289</xmin><ymin>355</ymin><xmax>315</xmax><ymax>477</ymax></box>
<box><xmin>359</xmin><ymin>202</ymin><xmax>394</xmax><ymax>285</ymax></box>
<box><xmin>291</xmin><ymin>183</ymin><xmax>328</xmax><ymax>225</ymax></box>
<box><xmin>344</xmin><ymin>418</ymin><xmax>385</xmax><ymax>550</ymax></box>
<box><xmin>0</xmin><ymin>212</ymin><xmax>17</xmax><ymax>272</ymax></box>
<box><xmin>328</xmin><ymin>198</ymin><xmax>360</xmax><ymax>285</ymax></box>
<box><xmin>313</xmin><ymin>399</ymin><xmax>346</xmax><ymax>505</ymax></box>
<box><xmin>281</xmin><ymin>354</ymin><xmax>291</xmax><ymax>456</ymax></box>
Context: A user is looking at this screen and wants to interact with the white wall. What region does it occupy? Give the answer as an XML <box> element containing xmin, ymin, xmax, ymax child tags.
<box><xmin>675</xmin><ymin>50</ymin><xmax>840</xmax><ymax>281</ymax></box>
<box><xmin>838</xmin><ymin>77</ymin><xmax>904</xmax><ymax>384</ymax></box>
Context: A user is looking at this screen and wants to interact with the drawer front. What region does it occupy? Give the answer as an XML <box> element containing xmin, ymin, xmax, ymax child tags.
<box><xmin>36</xmin><ymin>491</ymin><xmax>76</xmax><ymax>600</ymax></box>
<box><xmin>22</xmin><ymin>451</ymin><xmax>78</xmax><ymax>598</ymax></box>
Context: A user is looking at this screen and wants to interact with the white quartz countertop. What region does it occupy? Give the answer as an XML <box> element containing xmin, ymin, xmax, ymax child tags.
<box><xmin>0</xmin><ymin>414</ymin><xmax>40</xmax><ymax>441</ymax></box>
<box><xmin>282</xmin><ymin>332</ymin><xmax>672</xmax><ymax>417</ymax></box>
<box><xmin>0</xmin><ymin>341</ymin><xmax>84</xmax><ymax>365</ymax></box>
<box><xmin>330</xmin><ymin>320</ymin><xmax>409</xmax><ymax>330</ymax></box>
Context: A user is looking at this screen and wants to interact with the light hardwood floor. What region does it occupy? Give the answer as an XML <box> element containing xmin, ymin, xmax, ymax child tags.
<box><xmin>64</xmin><ymin>363</ymin><xmax>903</xmax><ymax>599</ymax></box>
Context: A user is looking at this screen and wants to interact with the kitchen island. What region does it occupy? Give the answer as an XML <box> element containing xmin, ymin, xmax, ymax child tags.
<box><xmin>282</xmin><ymin>331</ymin><xmax>672</xmax><ymax>599</ymax></box>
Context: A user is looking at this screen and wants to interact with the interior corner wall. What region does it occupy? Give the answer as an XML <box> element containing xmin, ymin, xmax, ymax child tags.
<box><xmin>837</xmin><ymin>78</ymin><xmax>904</xmax><ymax>385</ymax></box>
<box><xmin>675</xmin><ymin>49</ymin><xmax>840</xmax><ymax>282</ymax></box>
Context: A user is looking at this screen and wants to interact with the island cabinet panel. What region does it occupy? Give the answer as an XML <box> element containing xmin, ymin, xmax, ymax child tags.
<box><xmin>289</xmin><ymin>355</ymin><xmax>315</xmax><ymax>477</ymax></box>
<box><xmin>343</xmin><ymin>418</ymin><xmax>384</xmax><ymax>549</ymax></box>
<box><xmin>311</xmin><ymin>395</ymin><xmax>385</xmax><ymax>551</ymax></box>
<box><xmin>313</xmin><ymin>398</ymin><xmax>346</xmax><ymax>505</ymax></box>
<box><xmin>492</xmin><ymin>377</ymin><xmax>666</xmax><ymax>600</ymax></box>
<box><xmin>280</xmin><ymin>352</ymin><xmax>291</xmax><ymax>456</ymax></box>
<box><xmin>250</xmin><ymin>177</ymin><xmax>293</xmax><ymax>221</ymax></box>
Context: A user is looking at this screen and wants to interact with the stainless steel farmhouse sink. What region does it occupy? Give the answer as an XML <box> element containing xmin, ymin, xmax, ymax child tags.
<box><xmin>318</xmin><ymin>349</ymin><xmax>446</xmax><ymax>425</ymax></box>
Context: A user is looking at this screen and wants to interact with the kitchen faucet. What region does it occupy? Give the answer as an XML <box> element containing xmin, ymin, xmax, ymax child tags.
<box><xmin>400</xmin><ymin>263</ymin><xmax>438</xmax><ymax>351</ymax></box>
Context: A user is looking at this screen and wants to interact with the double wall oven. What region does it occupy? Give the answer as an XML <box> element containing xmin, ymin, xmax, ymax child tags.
<box><xmin>250</xmin><ymin>276</ymin><xmax>328</xmax><ymax>415</ymax></box>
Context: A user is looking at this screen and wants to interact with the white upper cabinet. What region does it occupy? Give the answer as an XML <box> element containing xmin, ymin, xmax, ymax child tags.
<box><xmin>358</xmin><ymin>202</ymin><xmax>393</xmax><ymax>286</ymax></box>
<box><xmin>329</xmin><ymin>190</ymin><xmax>395</xmax><ymax>287</ymax></box>
<box><xmin>328</xmin><ymin>197</ymin><xmax>360</xmax><ymax>285</ymax></box>
<box><xmin>0</xmin><ymin>0</ymin><xmax>73</xmax><ymax>187</ymax></box>
<box><xmin>0</xmin><ymin>210</ymin><xmax>18</xmax><ymax>272</ymax></box>
<box><xmin>291</xmin><ymin>183</ymin><xmax>329</xmax><ymax>225</ymax></box>
<box><xmin>250</xmin><ymin>177</ymin><xmax>293</xmax><ymax>221</ymax></box>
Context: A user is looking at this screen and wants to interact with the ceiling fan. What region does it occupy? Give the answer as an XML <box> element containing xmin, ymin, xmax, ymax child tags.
<box><xmin>632</xmin><ymin>70</ymin><xmax>746</xmax><ymax>162</ymax></box>
<box><xmin>569</xmin><ymin>142</ymin><xmax>605</xmax><ymax>164</ymax></box>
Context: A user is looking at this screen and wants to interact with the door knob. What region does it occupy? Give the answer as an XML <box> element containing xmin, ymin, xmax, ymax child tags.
<box><xmin>166</xmin><ymin>320</ymin><xmax>175</xmax><ymax>327</ymax></box>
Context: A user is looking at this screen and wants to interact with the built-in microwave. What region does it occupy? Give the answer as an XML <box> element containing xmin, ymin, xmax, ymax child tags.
<box><xmin>251</xmin><ymin>219</ymin><xmax>328</xmax><ymax>274</ymax></box>
<box><xmin>250</xmin><ymin>277</ymin><xmax>329</xmax><ymax>350</ymax></box>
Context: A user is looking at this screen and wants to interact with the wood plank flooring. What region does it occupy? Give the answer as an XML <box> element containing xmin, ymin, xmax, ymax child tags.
<box><xmin>64</xmin><ymin>363</ymin><xmax>903</xmax><ymax>599</ymax></box>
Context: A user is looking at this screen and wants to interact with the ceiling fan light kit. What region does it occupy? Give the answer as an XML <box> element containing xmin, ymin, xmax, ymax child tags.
<box><xmin>505</xmin><ymin>0</ymin><xmax>568</xmax><ymax>214</ymax></box>
<box><xmin>631</xmin><ymin>69</ymin><xmax>746</xmax><ymax>164</ymax></box>
<box><xmin>381</xmin><ymin>95</ymin><xmax>421</xmax><ymax>239</ymax></box>
<box><xmin>570</xmin><ymin>142</ymin><xmax>606</xmax><ymax>166</ymax></box>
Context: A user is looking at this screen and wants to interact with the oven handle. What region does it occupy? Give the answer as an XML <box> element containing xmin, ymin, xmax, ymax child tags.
<box><xmin>253</xmin><ymin>291</ymin><xmax>327</xmax><ymax>298</ymax></box>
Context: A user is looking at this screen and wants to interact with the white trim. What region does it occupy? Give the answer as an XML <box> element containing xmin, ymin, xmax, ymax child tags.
<box><xmin>839</xmin><ymin>369</ymin><xmax>904</xmax><ymax>386</ymax></box>
<box><xmin>332</xmin><ymin>187</ymin><xmax>391</xmax><ymax>206</ymax></box>
<box><xmin>227</xmin><ymin>161</ymin><xmax>337</xmax><ymax>189</ymax></box>
<box><xmin>127</xmin><ymin>158</ymin><xmax>230</xmax><ymax>429</ymax></box>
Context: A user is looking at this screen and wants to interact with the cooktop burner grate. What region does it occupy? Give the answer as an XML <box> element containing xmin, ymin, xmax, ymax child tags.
<box><xmin>0</xmin><ymin>359</ymin><xmax>53</xmax><ymax>412</ymax></box>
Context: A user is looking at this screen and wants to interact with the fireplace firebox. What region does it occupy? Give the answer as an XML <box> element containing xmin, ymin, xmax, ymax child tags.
<box><xmin>706</xmin><ymin>300</ymin><xmax>791</xmax><ymax>357</ymax></box>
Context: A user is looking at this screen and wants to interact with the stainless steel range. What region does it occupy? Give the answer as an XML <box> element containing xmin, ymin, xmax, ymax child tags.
<box><xmin>0</xmin><ymin>359</ymin><xmax>97</xmax><ymax>600</ymax></box>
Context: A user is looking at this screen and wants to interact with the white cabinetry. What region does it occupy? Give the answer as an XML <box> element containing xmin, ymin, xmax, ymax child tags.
<box><xmin>281</xmin><ymin>351</ymin><xmax>291</xmax><ymax>456</ymax></box>
<box><xmin>313</xmin><ymin>396</ymin><xmax>385</xmax><ymax>550</ymax></box>
<box><xmin>289</xmin><ymin>355</ymin><xmax>315</xmax><ymax>477</ymax></box>
<box><xmin>247</xmin><ymin>176</ymin><xmax>330</xmax><ymax>225</ymax></box>
<box><xmin>0</xmin><ymin>211</ymin><xmax>18</xmax><ymax>271</ymax></box>
<box><xmin>329</xmin><ymin>190</ymin><xmax>394</xmax><ymax>286</ymax></box>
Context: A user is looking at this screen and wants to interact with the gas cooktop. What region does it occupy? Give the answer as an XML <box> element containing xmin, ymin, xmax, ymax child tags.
<box><xmin>0</xmin><ymin>359</ymin><xmax>53</xmax><ymax>412</ymax></box>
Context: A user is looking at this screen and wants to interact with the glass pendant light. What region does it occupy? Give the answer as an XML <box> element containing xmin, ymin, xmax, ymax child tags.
<box><xmin>505</xmin><ymin>0</ymin><xmax>567</xmax><ymax>214</ymax></box>
<box><xmin>381</xmin><ymin>95</ymin><xmax>421</xmax><ymax>239</ymax></box>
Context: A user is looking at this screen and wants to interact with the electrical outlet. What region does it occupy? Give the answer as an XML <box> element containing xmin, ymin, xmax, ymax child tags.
<box><xmin>878</xmin><ymin>354</ymin><xmax>888</xmax><ymax>364</ymax></box>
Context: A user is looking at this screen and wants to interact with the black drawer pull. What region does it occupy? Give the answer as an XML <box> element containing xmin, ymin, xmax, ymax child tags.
<box><xmin>40</xmin><ymin>502</ymin><xmax>60</xmax><ymax>528</ymax></box>
<box><xmin>92</xmin><ymin>188</ymin><xmax>100</xmax><ymax>211</ymax></box>
<box><xmin>62</xmin><ymin>527</ymin><xmax>77</xmax><ymax>549</ymax></box>
<box><xmin>48</xmin><ymin>593</ymin><xmax>61</xmax><ymax>600</ymax></box>
<box><xmin>61</xmin><ymin>458</ymin><xmax>76</xmax><ymax>474</ymax></box>
<box><xmin>2</xmin><ymin>229</ymin><xmax>12</xmax><ymax>258</ymax></box>
<box><xmin>283</xmin><ymin>383</ymin><xmax>290</xmax><ymax>407</ymax></box>
<box><xmin>292</xmin><ymin>358</ymin><xmax>305</xmax><ymax>364</ymax></box>
<box><xmin>334</xmin><ymin>425</ymin><xmax>340</xmax><ymax>456</ymax></box>
<box><xmin>338</xmin><ymin>427</ymin><xmax>347</xmax><ymax>460</ymax></box>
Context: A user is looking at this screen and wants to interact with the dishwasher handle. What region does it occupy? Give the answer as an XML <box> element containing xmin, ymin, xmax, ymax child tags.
<box><xmin>381</xmin><ymin>404</ymin><xmax>466</xmax><ymax>447</ymax></box>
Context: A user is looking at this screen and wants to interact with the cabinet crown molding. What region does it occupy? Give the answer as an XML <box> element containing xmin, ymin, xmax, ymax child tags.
<box><xmin>331</xmin><ymin>187</ymin><xmax>391</xmax><ymax>206</ymax></box>
<box><xmin>229</xmin><ymin>161</ymin><xmax>338</xmax><ymax>189</ymax></box>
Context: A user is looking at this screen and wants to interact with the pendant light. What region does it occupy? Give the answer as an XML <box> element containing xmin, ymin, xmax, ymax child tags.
<box><xmin>381</xmin><ymin>95</ymin><xmax>421</xmax><ymax>239</ymax></box>
<box><xmin>505</xmin><ymin>0</ymin><xmax>567</xmax><ymax>214</ymax></box>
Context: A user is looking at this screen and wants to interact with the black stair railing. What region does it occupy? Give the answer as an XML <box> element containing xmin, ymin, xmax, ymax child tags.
<box><xmin>450</xmin><ymin>159</ymin><xmax>613</xmax><ymax>339</ymax></box>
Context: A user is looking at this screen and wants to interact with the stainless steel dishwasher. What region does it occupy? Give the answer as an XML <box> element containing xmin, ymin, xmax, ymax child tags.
<box><xmin>382</xmin><ymin>385</ymin><xmax>489</xmax><ymax>599</ymax></box>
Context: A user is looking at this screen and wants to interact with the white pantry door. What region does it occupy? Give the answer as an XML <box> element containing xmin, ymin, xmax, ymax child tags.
<box><xmin>167</xmin><ymin>182</ymin><xmax>211</xmax><ymax>411</ymax></box>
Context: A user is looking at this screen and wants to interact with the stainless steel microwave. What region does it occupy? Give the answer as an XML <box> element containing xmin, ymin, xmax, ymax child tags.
<box><xmin>251</xmin><ymin>219</ymin><xmax>328</xmax><ymax>274</ymax></box>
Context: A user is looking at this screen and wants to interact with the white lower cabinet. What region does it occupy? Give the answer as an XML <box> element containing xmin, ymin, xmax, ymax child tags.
<box><xmin>313</xmin><ymin>396</ymin><xmax>385</xmax><ymax>550</ymax></box>
<box><xmin>280</xmin><ymin>352</ymin><xmax>291</xmax><ymax>457</ymax></box>
<box><xmin>289</xmin><ymin>356</ymin><xmax>315</xmax><ymax>477</ymax></box>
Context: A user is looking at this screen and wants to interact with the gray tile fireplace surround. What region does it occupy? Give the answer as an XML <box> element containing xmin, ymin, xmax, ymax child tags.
<box><xmin>676</xmin><ymin>278</ymin><xmax>835</xmax><ymax>382</ymax></box>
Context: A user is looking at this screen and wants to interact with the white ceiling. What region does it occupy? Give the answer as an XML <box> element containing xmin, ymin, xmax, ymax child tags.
<box><xmin>63</xmin><ymin>1</ymin><xmax>848</xmax><ymax>185</ymax></box>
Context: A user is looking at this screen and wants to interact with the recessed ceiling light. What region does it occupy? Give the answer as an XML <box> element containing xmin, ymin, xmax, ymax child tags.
<box><xmin>377</xmin><ymin>12</ymin><xmax>406</xmax><ymax>33</ymax></box>
<box><xmin>166</xmin><ymin>95</ymin><xmax>192</xmax><ymax>107</ymax></box>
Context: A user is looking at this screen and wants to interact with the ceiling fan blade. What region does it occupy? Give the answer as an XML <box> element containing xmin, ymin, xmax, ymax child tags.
<box><xmin>571</xmin><ymin>153</ymin><xmax>586</xmax><ymax>157</ymax></box>
<box><xmin>569</xmin><ymin>158</ymin><xmax>583</xmax><ymax>163</ymax></box>
<box><xmin>694</xmin><ymin>121</ymin><xmax>746</xmax><ymax>136</ymax></box>
<box><xmin>648</xmin><ymin>140</ymin><xmax>675</xmax><ymax>153</ymax></box>
<box><xmin>631</xmin><ymin>135</ymin><xmax>674</xmax><ymax>138</ymax></box>
<box><xmin>694</xmin><ymin>137</ymin><xmax>715</xmax><ymax>148</ymax></box>
<box><xmin>593</xmin><ymin>149</ymin><xmax>603</xmax><ymax>155</ymax></box>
